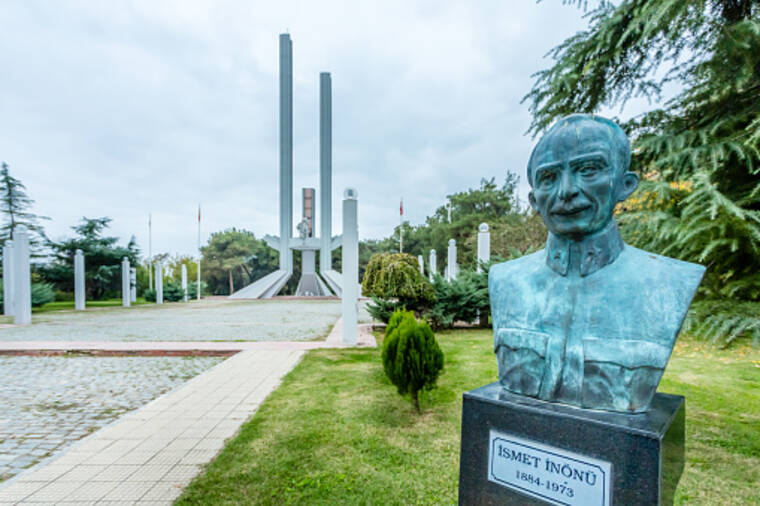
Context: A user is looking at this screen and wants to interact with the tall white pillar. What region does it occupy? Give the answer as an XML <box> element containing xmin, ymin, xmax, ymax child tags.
<box><xmin>13</xmin><ymin>226</ymin><xmax>31</xmax><ymax>325</ymax></box>
<box><xmin>74</xmin><ymin>249</ymin><xmax>85</xmax><ymax>310</ymax></box>
<box><xmin>181</xmin><ymin>264</ymin><xmax>188</xmax><ymax>302</ymax></box>
<box><xmin>341</xmin><ymin>188</ymin><xmax>358</xmax><ymax>345</ymax></box>
<box><xmin>3</xmin><ymin>240</ymin><xmax>15</xmax><ymax>316</ymax></box>
<box><xmin>429</xmin><ymin>249</ymin><xmax>437</xmax><ymax>282</ymax></box>
<box><xmin>417</xmin><ymin>255</ymin><xmax>424</xmax><ymax>275</ymax></box>
<box><xmin>279</xmin><ymin>33</ymin><xmax>294</xmax><ymax>273</ymax></box>
<box><xmin>130</xmin><ymin>267</ymin><xmax>137</xmax><ymax>302</ymax></box>
<box><xmin>319</xmin><ymin>72</ymin><xmax>333</xmax><ymax>273</ymax></box>
<box><xmin>447</xmin><ymin>239</ymin><xmax>457</xmax><ymax>281</ymax></box>
<box><xmin>155</xmin><ymin>263</ymin><xmax>163</xmax><ymax>304</ymax></box>
<box><xmin>121</xmin><ymin>257</ymin><xmax>130</xmax><ymax>307</ymax></box>
<box><xmin>477</xmin><ymin>222</ymin><xmax>490</xmax><ymax>273</ymax></box>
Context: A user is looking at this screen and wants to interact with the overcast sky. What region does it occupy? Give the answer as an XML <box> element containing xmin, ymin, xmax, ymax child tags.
<box><xmin>1</xmin><ymin>1</ymin><xmax>653</xmax><ymax>258</ymax></box>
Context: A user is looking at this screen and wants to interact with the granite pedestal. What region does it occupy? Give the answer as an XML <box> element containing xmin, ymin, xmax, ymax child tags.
<box><xmin>459</xmin><ymin>383</ymin><xmax>684</xmax><ymax>505</ymax></box>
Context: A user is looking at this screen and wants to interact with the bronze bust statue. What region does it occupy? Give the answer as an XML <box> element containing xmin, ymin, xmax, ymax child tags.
<box><xmin>489</xmin><ymin>114</ymin><xmax>705</xmax><ymax>413</ymax></box>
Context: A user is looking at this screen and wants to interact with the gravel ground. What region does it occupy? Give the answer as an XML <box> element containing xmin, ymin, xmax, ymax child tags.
<box><xmin>0</xmin><ymin>299</ymin><xmax>342</xmax><ymax>342</ymax></box>
<box><xmin>0</xmin><ymin>356</ymin><xmax>223</xmax><ymax>482</ymax></box>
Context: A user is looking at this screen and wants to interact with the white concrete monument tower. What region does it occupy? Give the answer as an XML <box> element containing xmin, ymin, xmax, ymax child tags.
<box><xmin>320</xmin><ymin>72</ymin><xmax>333</xmax><ymax>274</ymax></box>
<box><xmin>279</xmin><ymin>33</ymin><xmax>294</xmax><ymax>275</ymax></box>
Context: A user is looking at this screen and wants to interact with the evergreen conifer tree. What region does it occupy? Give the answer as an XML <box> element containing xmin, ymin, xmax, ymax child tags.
<box><xmin>382</xmin><ymin>310</ymin><xmax>444</xmax><ymax>412</ymax></box>
<box><xmin>525</xmin><ymin>0</ymin><xmax>760</xmax><ymax>345</ymax></box>
<box><xmin>0</xmin><ymin>162</ymin><xmax>49</xmax><ymax>249</ymax></box>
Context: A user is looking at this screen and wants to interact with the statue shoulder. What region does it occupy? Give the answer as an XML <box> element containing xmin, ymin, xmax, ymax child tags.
<box><xmin>622</xmin><ymin>245</ymin><xmax>706</xmax><ymax>286</ymax></box>
<box><xmin>489</xmin><ymin>250</ymin><xmax>545</xmax><ymax>287</ymax></box>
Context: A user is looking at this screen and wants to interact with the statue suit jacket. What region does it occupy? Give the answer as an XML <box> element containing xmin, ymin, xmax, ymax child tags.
<box><xmin>488</xmin><ymin>222</ymin><xmax>704</xmax><ymax>412</ymax></box>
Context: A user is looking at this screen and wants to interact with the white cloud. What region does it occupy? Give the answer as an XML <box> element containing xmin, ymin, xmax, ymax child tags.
<box><xmin>0</xmin><ymin>0</ymin><xmax>602</xmax><ymax>257</ymax></box>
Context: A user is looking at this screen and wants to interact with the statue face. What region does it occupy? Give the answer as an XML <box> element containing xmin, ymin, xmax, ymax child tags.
<box><xmin>528</xmin><ymin>121</ymin><xmax>638</xmax><ymax>238</ymax></box>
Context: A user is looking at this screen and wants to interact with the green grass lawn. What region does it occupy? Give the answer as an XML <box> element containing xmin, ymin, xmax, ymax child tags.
<box><xmin>32</xmin><ymin>298</ymin><xmax>149</xmax><ymax>313</ymax></box>
<box><xmin>177</xmin><ymin>330</ymin><xmax>760</xmax><ymax>505</ymax></box>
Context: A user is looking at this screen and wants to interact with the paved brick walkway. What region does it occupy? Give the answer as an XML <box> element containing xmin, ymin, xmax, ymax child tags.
<box><xmin>0</xmin><ymin>356</ymin><xmax>222</xmax><ymax>483</ymax></box>
<box><xmin>0</xmin><ymin>318</ymin><xmax>376</xmax><ymax>504</ymax></box>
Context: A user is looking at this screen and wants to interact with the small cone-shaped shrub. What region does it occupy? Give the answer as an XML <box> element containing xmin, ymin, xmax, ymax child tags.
<box><xmin>382</xmin><ymin>309</ymin><xmax>444</xmax><ymax>412</ymax></box>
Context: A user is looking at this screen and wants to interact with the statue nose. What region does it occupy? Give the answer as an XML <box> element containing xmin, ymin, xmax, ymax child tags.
<box><xmin>558</xmin><ymin>171</ymin><xmax>579</xmax><ymax>201</ymax></box>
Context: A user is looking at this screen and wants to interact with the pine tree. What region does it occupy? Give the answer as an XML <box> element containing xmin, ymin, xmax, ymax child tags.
<box><xmin>524</xmin><ymin>1</ymin><xmax>760</xmax><ymax>345</ymax></box>
<box><xmin>0</xmin><ymin>162</ymin><xmax>49</xmax><ymax>248</ymax></box>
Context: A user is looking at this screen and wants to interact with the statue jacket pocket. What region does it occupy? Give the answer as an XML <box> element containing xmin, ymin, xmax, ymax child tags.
<box><xmin>494</xmin><ymin>328</ymin><xmax>549</xmax><ymax>397</ymax></box>
<box><xmin>581</xmin><ymin>338</ymin><xmax>671</xmax><ymax>412</ymax></box>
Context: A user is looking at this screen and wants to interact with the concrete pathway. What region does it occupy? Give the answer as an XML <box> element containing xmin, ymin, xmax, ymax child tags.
<box><xmin>0</xmin><ymin>321</ymin><xmax>377</xmax><ymax>504</ymax></box>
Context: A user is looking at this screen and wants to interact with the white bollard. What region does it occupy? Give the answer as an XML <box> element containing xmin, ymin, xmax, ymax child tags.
<box><xmin>155</xmin><ymin>263</ymin><xmax>163</xmax><ymax>304</ymax></box>
<box><xmin>130</xmin><ymin>267</ymin><xmax>137</xmax><ymax>302</ymax></box>
<box><xmin>13</xmin><ymin>226</ymin><xmax>31</xmax><ymax>325</ymax></box>
<box><xmin>417</xmin><ymin>255</ymin><xmax>424</xmax><ymax>276</ymax></box>
<box><xmin>429</xmin><ymin>249</ymin><xmax>436</xmax><ymax>282</ymax></box>
<box><xmin>74</xmin><ymin>249</ymin><xmax>85</xmax><ymax>310</ymax></box>
<box><xmin>121</xmin><ymin>257</ymin><xmax>130</xmax><ymax>307</ymax></box>
<box><xmin>477</xmin><ymin>222</ymin><xmax>490</xmax><ymax>273</ymax></box>
<box><xmin>447</xmin><ymin>239</ymin><xmax>457</xmax><ymax>281</ymax></box>
<box><xmin>181</xmin><ymin>264</ymin><xmax>188</xmax><ymax>302</ymax></box>
<box><xmin>341</xmin><ymin>188</ymin><xmax>358</xmax><ymax>346</ymax></box>
<box><xmin>3</xmin><ymin>240</ymin><xmax>15</xmax><ymax>316</ymax></box>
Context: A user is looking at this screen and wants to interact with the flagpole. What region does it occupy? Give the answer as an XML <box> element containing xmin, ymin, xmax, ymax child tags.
<box><xmin>148</xmin><ymin>213</ymin><xmax>153</xmax><ymax>290</ymax></box>
<box><xmin>197</xmin><ymin>204</ymin><xmax>201</xmax><ymax>301</ymax></box>
<box><xmin>399</xmin><ymin>197</ymin><xmax>403</xmax><ymax>253</ymax></box>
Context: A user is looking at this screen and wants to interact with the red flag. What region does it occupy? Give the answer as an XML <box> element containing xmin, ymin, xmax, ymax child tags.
<box><xmin>400</xmin><ymin>198</ymin><xmax>403</xmax><ymax>216</ymax></box>
<box><xmin>198</xmin><ymin>205</ymin><xmax>201</xmax><ymax>223</ymax></box>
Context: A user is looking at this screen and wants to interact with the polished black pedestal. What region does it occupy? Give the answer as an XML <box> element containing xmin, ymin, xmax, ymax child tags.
<box><xmin>458</xmin><ymin>383</ymin><xmax>684</xmax><ymax>505</ymax></box>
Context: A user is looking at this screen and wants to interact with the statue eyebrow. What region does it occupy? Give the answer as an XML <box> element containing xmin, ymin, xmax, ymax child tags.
<box><xmin>569</xmin><ymin>151</ymin><xmax>609</xmax><ymax>166</ymax></box>
<box><xmin>534</xmin><ymin>162</ymin><xmax>562</xmax><ymax>179</ymax></box>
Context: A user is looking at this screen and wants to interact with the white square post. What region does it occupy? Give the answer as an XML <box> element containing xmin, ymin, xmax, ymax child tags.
<box><xmin>341</xmin><ymin>188</ymin><xmax>359</xmax><ymax>345</ymax></box>
<box><xmin>447</xmin><ymin>239</ymin><xmax>458</xmax><ymax>281</ymax></box>
<box><xmin>155</xmin><ymin>263</ymin><xmax>163</xmax><ymax>304</ymax></box>
<box><xmin>477</xmin><ymin>223</ymin><xmax>490</xmax><ymax>273</ymax></box>
<box><xmin>121</xmin><ymin>257</ymin><xmax>130</xmax><ymax>307</ymax></box>
<box><xmin>181</xmin><ymin>264</ymin><xmax>188</xmax><ymax>302</ymax></box>
<box><xmin>13</xmin><ymin>226</ymin><xmax>31</xmax><ymax>325</ymax></box>
<box><xmin>130</xmin><ymin>267</ymin><xmax>137</xmax><ymax>302</ymax></box>
<box><xmin>74</xmin><ymin>249</ymin><xmax>85</xmax><ymax>310</ymax></box>
<box><xmin>429</xmin><ymin>249</ymin><xmax>436</xmax><ymax>282</ymax></box>
<box><xmin>3</xmin><ymin>240</ymin><xmax>15</xmax><ymax>316</ymax></box>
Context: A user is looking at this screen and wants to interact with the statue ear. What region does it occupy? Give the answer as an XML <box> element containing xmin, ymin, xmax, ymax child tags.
<box><xmin>617</xmin><ymin>172</ymin><xmax>639</xmax><ymax>201</ymax></box>
<box><xmin>528</xmin><ymin>191</ymin><xmax>538</xmax><ymax>212</ymax></box>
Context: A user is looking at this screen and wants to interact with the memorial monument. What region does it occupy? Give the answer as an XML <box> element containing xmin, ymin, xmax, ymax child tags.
<box><xmin>459</xmin><ymin>114</ymin><xmax>704</xmax><ymax>505</ymax></box>
<box><xmin>230</xmin><ymin>34</ymin><xmax>342</xmax><ymax>299</ymax></box>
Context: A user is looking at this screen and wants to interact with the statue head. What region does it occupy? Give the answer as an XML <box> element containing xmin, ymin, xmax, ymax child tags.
<box><xmin>527</xmin><ymin>114</ymin><xmax>638</xmax><ymax>238</ymax></box>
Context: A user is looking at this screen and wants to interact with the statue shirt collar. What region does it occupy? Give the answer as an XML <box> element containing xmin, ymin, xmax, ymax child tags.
<box><xmin>545</xmin><ymin>220</ymin><xmax>624</xmax><ymax>277</ymax></box>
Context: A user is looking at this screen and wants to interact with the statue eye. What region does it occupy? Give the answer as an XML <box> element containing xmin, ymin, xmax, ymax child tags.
<box><xmin>578</xmin><ymin>165</ymin><xmax>599</xmax><ymax>177</ymax></box>
<box><xmin>538</xmin><ymin>171</ymin><xmax>557</xmax><ymax>187</ymax></box>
